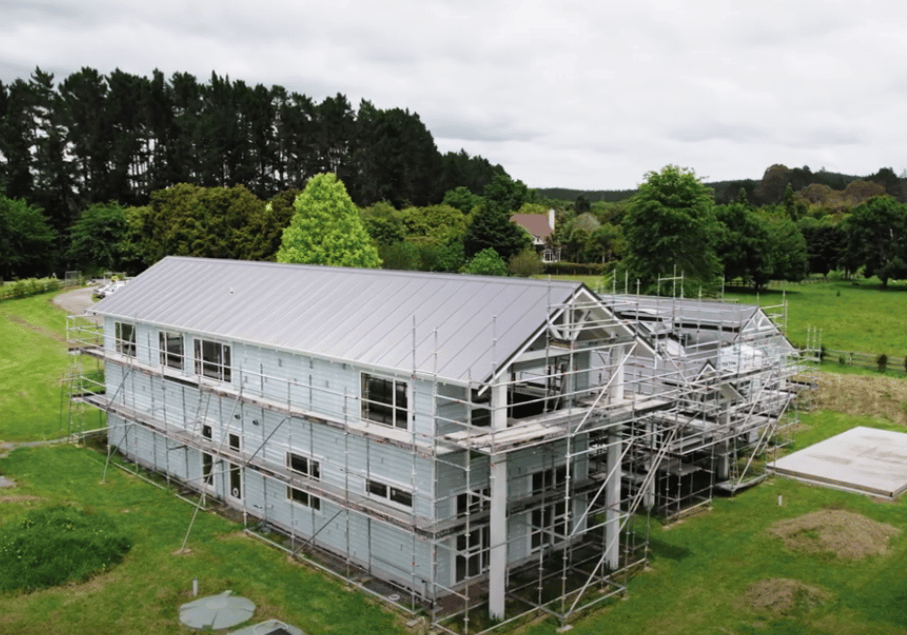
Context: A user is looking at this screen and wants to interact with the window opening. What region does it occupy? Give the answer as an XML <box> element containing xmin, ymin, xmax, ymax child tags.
<box><xmin>361</xmin><ymin>374</ymin><xmax>408</xmax><ymax>429</ymax></box>
<box><xmin>455</xmin><ymin>525</ymin><xmax>489</xmax><ymax>582</ymax></box>
<box><xmin>366</xmin><ymin>478</ymin><xmax>412</xmax><ymax>509</ymax></box>
<box><xmin>194</xmin><ymin>339</ymin><xmax>231</xmax><ymax>382</ymax></box>
<box><xmin>159</xmin><ymin>331</ymin><xmax>183</xmax><ymax>369</ymax></box>
<box><xmin>287</xmin><ymin>452</ymin><xmax>320</xmax><ymax>479</ymax></box>
<box><xmin>229</xmin><ymin>433</ymin><xmax>240</xmax><ymax>452</ymax></box>
<box><xmin>287</xmin><ymin>486</ymin><xmax>321</xmax><ymax>510</ymax></box>
<box><xmin>456</xmin><ymin>487</ymin><xmax>490</xmax><ymax>517</ymax></box>
<box><xmin>115</xmin><ymin>322</ymin><xmax>136</xmax><ymax>357</ymax></box>
<box><xmin>202</xmin><ymin>453</ymin><xmax>213</xmax><ymax>486</ymax></box>
<box><xmin>530</xmin><ymin>465</ymin><xmax>569</xmax><ymax>551</ymax></box>
<box><xmin>229</xmin><ymin>464</ymin><xmax>242</xmax><ymax>499</ymax></box>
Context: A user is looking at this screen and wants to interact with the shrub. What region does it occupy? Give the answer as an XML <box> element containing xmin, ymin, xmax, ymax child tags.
<box><xmin>0</xmin><ymin>506</ymin><xmax>131</xmax><ymax>591</ymax></box>
<box><xmin>508</xmin><ymin>249</ymin><xmax>544</xmax><ymax>277</ymax></box>
<box><xmin>877</xmin><ymin>353</ymin><xmax>888</xmax><ymax>373</ymax></box>
<box><xmin>462</xmin><ymin>248</ymin><xmax>508</xmax><ymax>276</ymax></box>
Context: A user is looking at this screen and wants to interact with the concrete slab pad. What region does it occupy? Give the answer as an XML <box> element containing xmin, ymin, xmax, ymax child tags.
<box><xmin>768</xmin><ymin>426</ymin><xmax>907</xmax><ymax>499</ymax></box>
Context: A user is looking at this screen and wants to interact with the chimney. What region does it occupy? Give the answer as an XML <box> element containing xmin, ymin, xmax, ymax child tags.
<box><xmin>548</xmin><ymin>208</ymin><xmax>555</xmax><ymax>230</ymax></box>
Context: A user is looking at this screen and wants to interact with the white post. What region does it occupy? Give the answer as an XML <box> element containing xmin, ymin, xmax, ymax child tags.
<box><xmin>605</xmin><ymin>433</ymin><xmax>621</xmax><ymax>570</ymax></box>
<box><xmin>488</xmin><ymin>380</ymin><xmax>508</xmax><ymax>621</ymax></box>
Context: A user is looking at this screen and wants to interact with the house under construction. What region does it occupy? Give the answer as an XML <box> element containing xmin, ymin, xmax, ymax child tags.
<box><xmin>65</xmin><ymin>257</ymin><xmax>798</xmax><ymax>632</ymax></box>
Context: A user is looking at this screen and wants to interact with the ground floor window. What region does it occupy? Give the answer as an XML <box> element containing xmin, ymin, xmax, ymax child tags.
<box><xmin>455</xmin><ymin>525</ymin><xmax>489</xmax><ymax>582</ymax></box>
<box><xmin>287</xmin><ymin>486</ymin><xmax>321</xmax><ymax>511</ymax></box>
<box><xmin>530</xmin><ymin>501</ymin><xmax>568</xmax><ymax>551</ymax></box>
<box><xmin>202</xmin><ymin>452</ymin><xmax>214</xmax><ymax>487</ymax></box>
<box><xmin>229</xmin><ymin>463</ymin><xmax>242</xmax><ymax>499</ymax></box>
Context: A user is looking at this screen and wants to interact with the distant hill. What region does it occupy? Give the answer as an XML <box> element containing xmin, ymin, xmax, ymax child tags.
<box><xmin>537</xmin><ymin>166</ymin><xmax>901</xmax><ymax>206</ymax></box>
<box><xmin>536</xmin><ymin>188</ymin><xmax>637</xmax><ymax>203</ymax></box>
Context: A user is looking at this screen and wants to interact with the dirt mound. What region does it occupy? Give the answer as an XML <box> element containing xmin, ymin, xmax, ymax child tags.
<box><xmin>744</xmin><ymin>578</ymin><xmax>831</xmax><ymax>615</ymax></box>
<box><xmin>814</xmin><ymin>373</ymin><xmax>907</xmax><ymax>425</ymax></box>
<box><xmin>768</xmin><ymin>509</ymin><xmax>900</xmax><ymax>559</ymax></box>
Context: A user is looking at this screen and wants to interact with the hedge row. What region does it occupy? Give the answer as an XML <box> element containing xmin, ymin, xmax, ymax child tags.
<box><xmin>0</xmin><ymin>277</ymin><xmax>63</xmax><ymax>301</ymax></box>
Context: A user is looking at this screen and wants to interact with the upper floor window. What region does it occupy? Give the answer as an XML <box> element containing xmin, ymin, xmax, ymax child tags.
<box><xmin>361</xmin><ymin>373</ymin><xmax>408</xmax><ymax>429</ymax></box>
<box><xmin>159</xmin><ymin>331</ymin><xmax>184</xmax><ymax>370</ymax></box>
<box><xmin>194</xmin><ymin>339</ymin><xmax>231</xmax><ymax>382</ymax></box>
<box><xmin>115</xmin><ymin>322</ymin><xmax>136</xmax><ymax>357</ymax></box>
<box><xmin>367</xmin><ymin>478</ymin><xmax>413</xmax><ymax>509</ymax></box>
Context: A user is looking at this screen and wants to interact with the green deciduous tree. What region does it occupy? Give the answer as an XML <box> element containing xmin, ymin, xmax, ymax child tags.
<box><xmin>142</xmin><ymin>183</ymin><xmax>267</xmax><ymax>263</ymax></box>
<box><xmin>622</xmin><ymin>165</ymin><xmax>721</xmax><ymax>295</ymax></box>
<box><xmin>67</xmin><ymin>201</ymin><xmax>128</xmax><ymax>272</ymax></box>
<box><xmin>482</xmin><ymin>174</ymin><xmax>534</xmax><ymax>214</ymax></box>
<box><xmin>277</xmin><ymin>173</ymin><xmax>380</xmax><ymax>268</ymax></box>
<box><xmin>843</xmin><ymin>196</ymin><xmax>907</xmax><ymax>287</ymax></box>
<box><xmin>714</xmin><ymin>202</ymin><xmax>773</xmax><ymax>290</ymax></box>
<box><xmin>0</xmin><ymin>195</ymin><xmax>57</xmax><ymax>279</ymax></box>
<box><xmin>763</xmin><ymin>214</ymin><xmax>808</xmax><ymax>283</ymax></box>
<box><xmin>442</xmin><ymin>186</ymin><xmax>481</xmax><ymax>214</ymax></box>
<box><xmin>462</xmin><ymin>247</ymin><xmax>507</xmax><ymax>276</ymax></box>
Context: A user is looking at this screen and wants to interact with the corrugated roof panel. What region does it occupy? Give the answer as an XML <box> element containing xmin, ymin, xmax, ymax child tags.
<box><xmin>94</xmin><ymin>257</ymin><xmax>583</xmax><ymax>384</ymax></box>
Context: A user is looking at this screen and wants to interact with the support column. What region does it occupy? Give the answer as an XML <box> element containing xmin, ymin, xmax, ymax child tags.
<box><xmin>612</xmin><ymin>345</ymin><xmax>625</xmax><ymax>402</ymax></box>
<box><xmin>488</xmin><ymin>381</ymin><xmax>508</xmax><ymax>621</ymax></box>
<box><xmin>716</xmin><ymin>440</ymin><xmax>730</xmax><ymax>481</ymax></box>
<box><xmin>605</xmin><ymin>433</ymin><xmax>621</xmax><ymax>570</ymax></box>
<box><xmin>643</xmin><ymin>422</ymin><xmax>655</xmax><ymax>511</ymax></box>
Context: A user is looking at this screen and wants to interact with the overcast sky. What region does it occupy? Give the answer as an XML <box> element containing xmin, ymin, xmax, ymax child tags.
<box><xmin>2</xmin><ymin>0</ymin><xmax>906</xmax><ymax>191</ymax></box>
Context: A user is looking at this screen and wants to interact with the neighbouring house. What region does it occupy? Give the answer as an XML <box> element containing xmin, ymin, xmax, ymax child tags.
<box><xmin>510</xmin><ymin>209</ymin><xmax>559</xmax><ymax>262</ymax></box>
<box><xmin>65</xmin><ymin>257</ymin><xmax>797</xmax><ymax>630</ymax></box>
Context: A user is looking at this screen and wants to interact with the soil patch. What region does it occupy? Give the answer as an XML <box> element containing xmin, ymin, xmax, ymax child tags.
<box><xmin>815</xmin><ymin>373</ymin><xmax>907</xmax><ymax>425</ymax></box>
<box><xmin>768</xmin><ymin>509</ymin><xmax>900</xmax><ymax>559</ymax></box>
<box><xmin>744</xmin><ymin>578</ymin><xmax>831</xmax><ymax>615</ymax></box>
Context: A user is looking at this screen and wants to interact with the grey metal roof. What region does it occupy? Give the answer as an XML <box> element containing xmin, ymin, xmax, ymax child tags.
<box><xmin>600</xmin><ymin>295</ymin><xmax>759</xmax><ymax>326</ymax></box>
<box><xmin>93</xmin><ymin>257</ymin><xmax>589</xmax><ymax>384</ymax></box>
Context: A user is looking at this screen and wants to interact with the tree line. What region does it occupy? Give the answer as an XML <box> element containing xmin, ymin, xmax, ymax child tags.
<box><xmin>0</xmin><ymin>66</ymin><xmax>506</xmax><ymax>242</ymax></box>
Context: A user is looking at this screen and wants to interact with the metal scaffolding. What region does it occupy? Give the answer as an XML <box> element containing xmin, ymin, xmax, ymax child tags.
<box><xmin>65</xmin><ymin>284</ymin><xmax>797</xmax><ymax>633</ymax></box>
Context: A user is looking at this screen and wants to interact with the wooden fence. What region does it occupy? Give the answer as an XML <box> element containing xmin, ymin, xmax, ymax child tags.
<box><xmin>823</xmin><ymin>348</ymin><xmax>907</xmax><ymax>374</ymax></box>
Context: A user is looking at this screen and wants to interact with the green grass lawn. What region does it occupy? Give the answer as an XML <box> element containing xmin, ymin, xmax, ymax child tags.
<box><xmin>0</xmin><ymin>446</ymin><xmax>406</xmax><ymax>635</ymax></box>
<box><xmin>724</xmin><ymin>278</ymin><xmax>907</xmax><ymax>359</ymax></box>
<box><xmin>0</xmin><ymin>291</ymin><xmax>73</xmax><ymax>441</ymax></box>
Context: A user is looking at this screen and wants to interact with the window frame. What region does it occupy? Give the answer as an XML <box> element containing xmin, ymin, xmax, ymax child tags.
<box><xmin>286</xmin><ymin>452</ymin><xmax>321</xmax><ymax>480</ymax></box>
<box><xmin>454</xmin><ymin>524</ymin><xmax>490</xmax><ymax>583</ymax></box>
<box><xmin>287</xmin><ymin>486</ymin><xmax>321</xmax><ymax>511</ymax></box>
<box><xmin>361</xmin><ymin>373</ymin><xmax>409</xmax><ymax>429</ymax></box>
<box><xmin>194</xmin><ymin>338</ymin><xmax>232</xmax><ymax>382</ymax></box>
<box><xmin>229</xmin><ymin>463</ymin><xmax>242</xmax><ymax>500</ymax></box>
<box><xmin>115</xmin><ymin>322</ymin><xmax>136</xmax><ymax>357</ymax></box>
<box><xmin>159</xmin><ymin>331</ymin><xmax>184</xmax><ymax>370</ymax></box>
<box><xmin>366</xmin><ymin>478</ymin><xmax>413</xmax><ymax>510</ymax></box>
